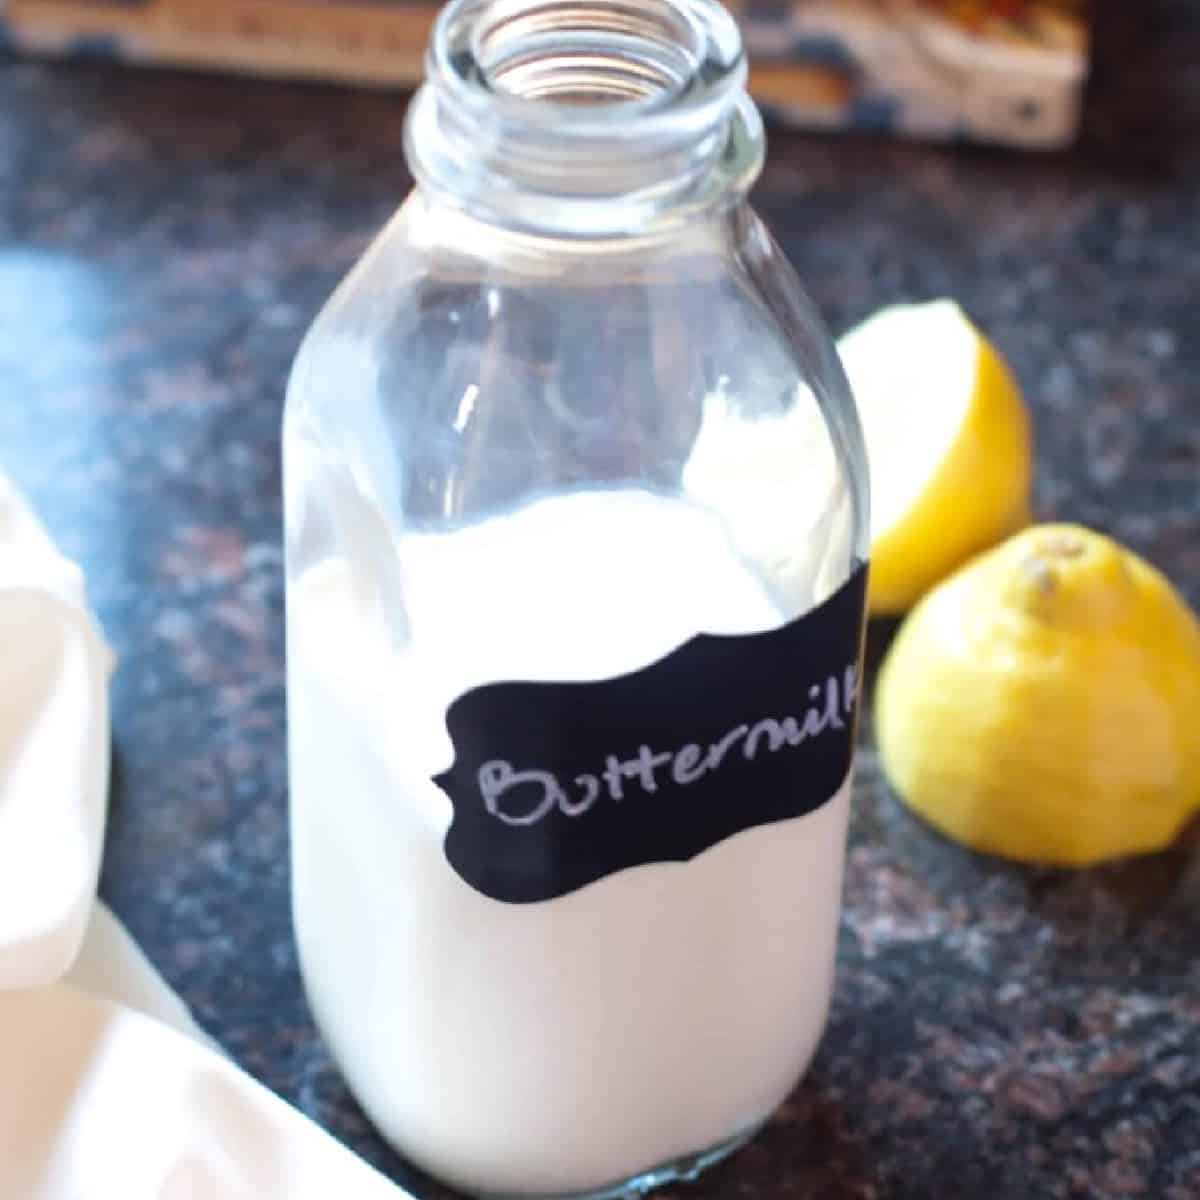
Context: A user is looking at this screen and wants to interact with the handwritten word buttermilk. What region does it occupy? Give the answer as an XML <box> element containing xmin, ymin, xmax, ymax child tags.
<box><xmin>477</xmin><ymin>666</ymin><xmax>858</xmax><ymax>826</ymax></box>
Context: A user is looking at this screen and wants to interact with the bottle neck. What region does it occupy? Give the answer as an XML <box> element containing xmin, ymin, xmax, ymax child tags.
<box><xmin>404</xmin><ymin>0</ymin><xmax>765</xmax><ymax>238</ymax></box>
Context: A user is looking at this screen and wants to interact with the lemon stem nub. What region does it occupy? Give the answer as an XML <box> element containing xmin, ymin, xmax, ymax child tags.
<box><xmin>1022</xmin><ymin>556</ymin><xmax>1057</xmax><ymax>597</ymax></box>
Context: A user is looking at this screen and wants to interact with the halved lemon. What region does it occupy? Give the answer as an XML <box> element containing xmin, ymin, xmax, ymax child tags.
<box><xmin>838</xmin><ymin>300</ymin><xmax>1033</xmax><ymax>615</ymax></box>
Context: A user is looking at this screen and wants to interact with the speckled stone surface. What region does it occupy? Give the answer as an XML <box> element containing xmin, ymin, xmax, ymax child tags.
<box><xmin>1</xmin><ymin>2</ymin><xmax>1198</xmax><ymax>1197</ymax></box>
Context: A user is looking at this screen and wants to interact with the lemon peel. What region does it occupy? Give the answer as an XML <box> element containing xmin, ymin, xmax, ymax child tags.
<box><xmin>838</xmin><ymin>299</ymin><xmax>1032</xmax><ymax>615</ymax></box>
<box><xmin>875</xmin><ymin>524</ymin><xmax>1200</xmax><ymax>865</ymax></box>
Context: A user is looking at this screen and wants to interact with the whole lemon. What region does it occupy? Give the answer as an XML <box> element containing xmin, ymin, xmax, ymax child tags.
<box><xmin>875</xmin><ymin>524</ymin><xmax>1200</xmax><ymax>865</ymax></box>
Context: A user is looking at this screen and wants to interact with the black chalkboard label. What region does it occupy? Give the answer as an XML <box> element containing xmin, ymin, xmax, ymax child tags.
<box><xmin>437</xmin><ymin>563</ymin><xmax>868</xmax><ymax>904</ymax></box>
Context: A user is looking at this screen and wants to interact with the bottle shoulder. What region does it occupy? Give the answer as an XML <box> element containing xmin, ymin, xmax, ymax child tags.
<box><xmin>284</xmin><ymin>195</ymin><xmax>868</xmax><ymax>595</ymax></box>
<box><xmin>288</xmin><ymin>198</ymin><xmax>852</xmax><ymax>428</ymax></box>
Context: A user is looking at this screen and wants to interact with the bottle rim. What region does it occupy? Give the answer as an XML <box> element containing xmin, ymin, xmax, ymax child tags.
<box><xmin>405</xmin><ymin>0</ymin><xmax>764</xmax><ymax>236</ymax></box>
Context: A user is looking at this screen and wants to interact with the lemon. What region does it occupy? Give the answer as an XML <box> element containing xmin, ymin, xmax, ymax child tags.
<box><xmin>838</xmin><ymin>300</ymin><xmax>1033</xmax><ymax>615</ymax></box>
<box><xmin>875</xmin><ymin>524</ymin><xmax>1200</xmax><ymax>865</ymax></box>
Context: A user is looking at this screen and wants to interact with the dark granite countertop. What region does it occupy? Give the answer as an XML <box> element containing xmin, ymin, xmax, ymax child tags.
<box><xmin>1</xmin><ymin>2</ymin><xmax>1198</xmax><ymax>1197</ymax></box>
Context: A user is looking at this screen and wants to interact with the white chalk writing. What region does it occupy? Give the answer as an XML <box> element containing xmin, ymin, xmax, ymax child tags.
<box><xmin>478</xmin><ymin>665</ymin><xmax>857</xmax><ymax>826</ymax></box>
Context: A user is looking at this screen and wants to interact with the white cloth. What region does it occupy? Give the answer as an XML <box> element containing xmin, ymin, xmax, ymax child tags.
<box><xmin>0</xmin><ymin>469</ymin><xmax>406</xmax><ymax>1198</ymax></box>
<box><xmin>0</xmin><ymin>471</ymin><xmax>112</xmax><ymax>989</ymax></box>
<box><xmin>63</xmin><ymin>902</ymin><xmax>214</xmax><ymax>1048</ymax></box>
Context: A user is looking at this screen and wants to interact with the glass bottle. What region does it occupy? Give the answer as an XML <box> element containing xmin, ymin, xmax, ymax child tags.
<box><xmin>283</xmin><ymin>0</ymin><xmax>870</xmax><ymax>1196</ymax></box>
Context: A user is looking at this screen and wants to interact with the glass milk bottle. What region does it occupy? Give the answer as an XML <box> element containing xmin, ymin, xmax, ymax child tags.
<box><xmin>283</xmin><ymin>0</ymin><xmax>870</xmax><ymax>1195</ymax></box>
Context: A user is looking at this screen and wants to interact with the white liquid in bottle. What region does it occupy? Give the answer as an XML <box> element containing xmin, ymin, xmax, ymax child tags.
<box><xmin>288</xmin><ymin>489</ymin><xmax>851</xmax><ymax>1198</ymax></box>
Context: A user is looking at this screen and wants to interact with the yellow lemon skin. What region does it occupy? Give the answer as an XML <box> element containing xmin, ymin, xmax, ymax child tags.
<box><xmin>869</xmin><ymin>331</ymin><xmax>1032</xmax><ymax>615</ymax></box>
<box><xmin>838</xmin><ymin>300</ymin><xmax>1033</xmax><ymax>616</ymax></box>
<box><xmin>875</xmin><ymin>524</ymin><xmax>1200</xmax><ymax>866</ymax></box>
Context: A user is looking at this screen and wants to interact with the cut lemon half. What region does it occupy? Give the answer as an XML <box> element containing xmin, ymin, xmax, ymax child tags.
<box><xmin>838</xmin><ymin>300</ymin><xmax>1033</xmax><ymax>615</ymax></box>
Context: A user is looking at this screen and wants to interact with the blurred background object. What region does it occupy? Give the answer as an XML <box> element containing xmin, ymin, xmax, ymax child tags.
<box><xmin>0</xmin><ymin>0</ymin><xmax>1089</xmax><ymax>147</ymax></box>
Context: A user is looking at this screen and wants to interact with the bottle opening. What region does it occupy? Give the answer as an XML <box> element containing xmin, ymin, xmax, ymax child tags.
<box><xmin>473</xmin><ymin>0</ymin><xmax>704</xmax><ymax>107</ymax></box>
<box><xmin>406</xmin><ymin>0</ymin><xmax>764</xmax><ymax>235</ymax></box>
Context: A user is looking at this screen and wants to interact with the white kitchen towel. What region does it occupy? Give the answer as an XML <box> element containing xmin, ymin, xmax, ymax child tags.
<box><xmin>0</xmin><ymin>466</ymin><xmax>407</xmax><ymax>1198</ymax></box>
<box><xmin>63</xmin><ymin>901</ymin><xmax>214</xmax><ymax>1047</ymax></box>
<box><xmin>0</xmin><ymin>985</ymin><xmax>403</xmax><ymax>1200</ymax></box>
<box><xmin>0</xmin><ymin>471</ymin><xmax>113</xmax><ymax>989</ymax></box>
